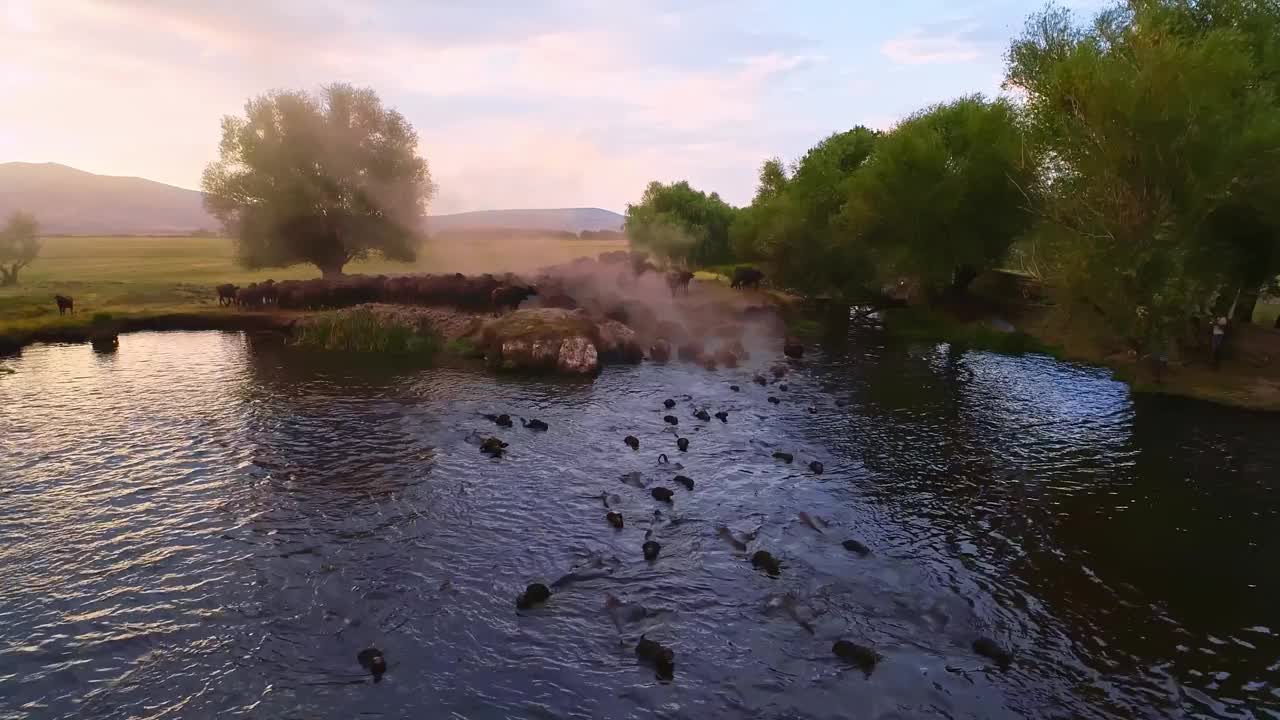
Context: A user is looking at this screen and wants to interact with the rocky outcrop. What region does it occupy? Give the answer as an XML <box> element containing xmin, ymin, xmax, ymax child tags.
<box><xmin>596</xmin><ymin>320</ymin><xmax>643</xmax><ymax>363</ymax></box>
<box><xmin>481</xmin><ymin>308</ymin><xmax>642</xmax><ymax>375</ymax></box>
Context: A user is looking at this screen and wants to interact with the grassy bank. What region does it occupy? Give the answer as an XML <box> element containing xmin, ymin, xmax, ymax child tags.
<box><xmin>874</xmin><ymin>278</ymin><xmax>1280</xmax><ymax>412</ymax></box>
<box><xmin>292</xmin><ymin>308</ymin><xmax>440</xmax><ymax>355</ymax></box>
<box><xmin>0</xmin><ymin>234</ymin><xmax>626</xmax><ymax>338</ymax></box>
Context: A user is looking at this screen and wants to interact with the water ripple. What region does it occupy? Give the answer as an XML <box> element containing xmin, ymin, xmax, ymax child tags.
<box><xmin>2</xmin><ymin>330</ymin><xmax>1279</xmax><ymax>718</ymax></box>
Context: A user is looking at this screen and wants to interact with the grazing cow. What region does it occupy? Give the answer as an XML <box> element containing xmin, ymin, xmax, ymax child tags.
<box><xmin>216</xmin><ymin>284</ymin><xmax>238</xmax><ymax>306</ymax></box>
<box><xmin>55</xmin><ymin>295</ymin><xmax>74</xmax><ymax>315</ymax></box>
<box><xmin>490</xmin><ymin>284</ymin><xmax>538</xmax><ymax>314</ymax></box>
<box><xmin>666</xmin><ymin>271</ymin><xmax>694</xmax><ymax>295</ymax></box>
<box><xmin>730</xmin><ymin>267</ymin><xmax>764</xmax><ymax>290</ymax></box>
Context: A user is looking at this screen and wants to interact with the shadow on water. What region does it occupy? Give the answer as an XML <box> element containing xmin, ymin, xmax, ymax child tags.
<box><xmin>1</xmin><ymin>327</ymin><xmax>1278</xmax><ymax>718</ymax></box>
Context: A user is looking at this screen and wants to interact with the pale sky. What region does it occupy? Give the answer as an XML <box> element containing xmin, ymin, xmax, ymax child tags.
<box><xmin>0</xmin><ymin>0</ymin><xmax>1108</xmax><ymax>214</ymax></box>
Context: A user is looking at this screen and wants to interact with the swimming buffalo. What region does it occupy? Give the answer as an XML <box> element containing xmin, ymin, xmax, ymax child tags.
<box><xmin>730</xmin><ymin>267</ymin><xmax>764</xmax><ymax>289</ymax></box>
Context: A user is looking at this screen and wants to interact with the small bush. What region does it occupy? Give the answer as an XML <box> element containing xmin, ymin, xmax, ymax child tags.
<box><xmin>293</xmin><ymin>309</ymin><xmax>440</xmax><ymax>355</ymax></box>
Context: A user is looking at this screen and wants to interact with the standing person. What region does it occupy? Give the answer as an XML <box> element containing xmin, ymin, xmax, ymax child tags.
<box><xmin>1211</xmin><ymin>316</ymin><xmax>1228</xmax><ymax>369</ymax></box>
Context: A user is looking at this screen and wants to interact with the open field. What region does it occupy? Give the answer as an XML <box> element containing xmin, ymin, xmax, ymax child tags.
<box><xmin>0</xmin><ymin>234</ymin><xmax>627</xmax><ymax>332</ymax></box>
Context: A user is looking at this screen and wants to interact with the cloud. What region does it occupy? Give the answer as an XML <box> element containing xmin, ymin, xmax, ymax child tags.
<box><xmin>1</xmin><ymin>0</ymin><xmax>1035</xmax><ymax>212</ymax></box>
<box><xmin>881</xmin><ymin>24</ymin><xmax>987</xmax><ymax>65</ymax></box>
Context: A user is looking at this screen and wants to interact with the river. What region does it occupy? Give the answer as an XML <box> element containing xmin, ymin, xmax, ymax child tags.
<box><xmin>1</xmin><ymin>329</ymin><xmax>1277</xmax><ymax>719</ymax></box>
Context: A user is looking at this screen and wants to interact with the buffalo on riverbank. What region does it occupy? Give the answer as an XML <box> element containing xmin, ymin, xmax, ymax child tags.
<box><xmin>731</xmin><ymin>267</ymin><xmax>764</xmax><ymax>290</ymax></box>
<box><xmin>216</xmin><ymin>284</ymin><xmax>238</xmax><ymax>306</ymax></box>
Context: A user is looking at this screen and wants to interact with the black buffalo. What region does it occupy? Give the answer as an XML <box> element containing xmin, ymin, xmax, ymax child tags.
<box><xmin>730</xmin><ymin>267</ymin><xmax>764</xmax><ymax>289</ymax></box>
<box><xmin>666</xmin><ymin>271</ymin><xmax>694</xmax><ymax>295</ymax></box>
<box><xmin>491</xmin><ymin>284</ymin><xmax>538</xmax><ymax>314</ymax></box>
<box><xmin>216</xmin><ymin>283</ymin><xmax>238</xmax><ymax>306</ymax></box>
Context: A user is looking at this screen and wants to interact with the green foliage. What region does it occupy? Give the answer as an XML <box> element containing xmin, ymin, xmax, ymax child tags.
<box><xmin>1007</xmin><ymin>0</ymin><xmax>1280</xmax><ymax>346</ymax></box>
<box><xmin>843</xmin><ymin>96</ymin><xmax>1037</xmax><ymax>296</ymax></box>
<box><xmin>202</xmin><ymin>84</ymin><xmax>435</xmax><ymax>277</ymax></box>
<box><xmin>0</xmin><ymin>211</ymin><xmax>40</xmax><ymax>286</ymax></box>
<box><xmin>444</xmin><ymin>337</ymin><xmax>482</xmax><ymax>358</ymax></box>
<box><xmin>734</xmin><ymin>128</ymin><xmax>880</xmax><ymax>297</ymax></box>
<box><xmin>624</xmin><ymin>181</ymin><xmax>737</xmax><ymax>267</ymax></box>
<box><xmin>292</xmin><ymin>309</ymin><xmax>440</xmax><ymax>354</ymax></box>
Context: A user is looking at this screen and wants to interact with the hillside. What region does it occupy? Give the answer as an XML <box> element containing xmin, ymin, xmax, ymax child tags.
<box><xmin>428</xmin><ymin>208</ymin><xmax>624</xmax><ymax>234</ymax></box>
<box><xmin>0</xmin><ymin>162</ymin><xmax>218</xmax><ymax>236</ymax></box>
<box><xmin>0</xmin><ymin>162</ymin><xmax>625</xmax><ymax>236</ymax></box>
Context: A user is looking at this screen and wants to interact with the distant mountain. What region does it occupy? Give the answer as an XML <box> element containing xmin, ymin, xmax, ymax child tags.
<box><xmin>0</xmin><ymin>162</ymin><xmax>218</xmax><ymax>236</ymax></box>
<box><xmin>0</xmin><ymin>162</ymin><xmax>626</xmax><ymax>236</ymax></box>
<box><xmin>428</xmin><ymin>207</ymin><xmax>624</xmax><ymax>235</ymax></box>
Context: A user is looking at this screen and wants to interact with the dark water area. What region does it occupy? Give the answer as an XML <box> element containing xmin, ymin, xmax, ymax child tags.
<box><xmin>1</xmin><ymin>329</ymin><xmax>1278</xmax><ymax>719</ymax></box>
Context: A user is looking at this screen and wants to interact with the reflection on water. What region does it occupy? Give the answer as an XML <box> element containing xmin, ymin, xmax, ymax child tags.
<box><xmin>1</xmin><ymin>331</ymin><xmax>1277</xmax><ymax>719</ymax></box>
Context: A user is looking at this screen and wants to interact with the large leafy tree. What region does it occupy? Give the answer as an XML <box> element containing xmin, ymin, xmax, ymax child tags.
<box><xmin>202</xmin><ymin>84</ymin><xmax>435</xmax><ymax>277</ymax></box>
<box><xmin>730</xmin><ymin>127</ymin><xmax>880</xmax><ymax>297</ymax></box>
<box><xmin>624</xmin><ymin>180</ymin><xmax>737</xmax><ymax>267</ymax></box>
<box><xmin>0</xmin><ymin>211</ymin><xmax>40</xmax><ymax>286</ymax></box>
<box><xmin>843</xmin><ymin>96</ymin><xmax>1038</xmax><ymax>296</ymax></box>
<box><xmin>775</xmin><ymin>127</ymin><xmax>880</xmax><ymax>296</ymax></box>
<box><xmin>1007</xmin><ymin>2</ymin><xmax>1280</xmax><ymax>344</ymax></box>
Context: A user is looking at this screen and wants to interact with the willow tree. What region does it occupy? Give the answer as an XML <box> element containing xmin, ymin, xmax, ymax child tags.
<box><xmin>624</xmin><ymin>180</ymin><xmax>737</xmax><ymax>267</ymax></box>
<box><xmin>843</xmin><ymin>96</ymin><xmax>1038</xmax><ymax>296</ymax></box>
<box><xmin>0</xmin><ymin>211</ymin><xmax>40</xmax><ymax>286</ymax></box>
<box><xmin>730</xmin><ymin>127</ymin><xmax>881</xmax><ymax>298</ymax></box>
<box><xmin>202</xmin><ymin>84</ymin><xmax>435</xmax><ymax>277</ymax></box>
<box><xmin>1007</xmin><ymin>2</ymin><xmax>1280</xmax><ymax>344</ymax></box>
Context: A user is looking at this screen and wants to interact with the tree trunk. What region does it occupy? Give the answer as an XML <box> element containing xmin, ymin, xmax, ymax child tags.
<box><xmin>1232</xmin><ymin>287</ymin><xmax>1259</xmax><ymax>324</ymax></box>
<box><xmin>0</xmin><ymin>265</ymin><xmax>17</xmax><ymax>286</ymax></box>
<box><xmin>317</xmin><ymin>261</ymin><xmax>346</xmax><ymax>279</ymax></box>
<box><xmin>949</xmin><ymin>265</ymin><xmax>978</xmax><ymax>296</ymax></box>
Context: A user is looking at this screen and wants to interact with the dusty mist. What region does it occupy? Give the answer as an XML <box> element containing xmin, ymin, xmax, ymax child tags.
<box><xmin>524</xmin><ymin>250</ymin><xmax>785</xmax><ymax>367</ymax></box>
<box><xmin>255</xmin><ymin>230</ymin><xmax>787</xmax><ymax>372</ymax></box>
<box><xmin>413</xmin><ymin>221</ymin><xmax>787</xmax><ymax>368</ymax></box>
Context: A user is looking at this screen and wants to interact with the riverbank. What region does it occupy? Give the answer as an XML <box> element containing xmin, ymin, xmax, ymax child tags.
<box><xmin>876</xmin><ymin>272</ymin><xmax>1280</xmax><ymax>412</ymax></box>
<box><xmin>2</xmin><ymin>261</ymin><xmax>785</xmax><ymax>376</ymax></box>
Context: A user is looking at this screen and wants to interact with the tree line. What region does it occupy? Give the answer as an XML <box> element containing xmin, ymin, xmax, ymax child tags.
<box><xmin>624</xmin><ymin>0</ymin><xmax>1280</xmax><ymax>350</ymax></box>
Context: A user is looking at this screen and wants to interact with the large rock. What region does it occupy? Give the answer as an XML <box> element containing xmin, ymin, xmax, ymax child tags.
<box><xmin>557</xmin><ymin>337</ymin><xmax>599</xmax><ymax>374</ymax></box>
<box><xmin>597</xmin><ymin>320</ymin><xmax>643</xmax><ymax>363</ymax></box>
<box><xmin>481</xmin><ymin>308</ymin><xmax>608</xmax><ymax>375</ymax></box>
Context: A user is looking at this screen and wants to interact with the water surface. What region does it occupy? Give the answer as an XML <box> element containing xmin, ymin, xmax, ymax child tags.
<box><xmin>1</xmin><ymin>330</ymin><xmax>1277</xmax><ymax>719</ymax></box>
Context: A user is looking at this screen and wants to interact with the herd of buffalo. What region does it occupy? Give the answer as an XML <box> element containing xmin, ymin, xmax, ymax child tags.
<box><xmin>49</xmin><ymin>254</ymin><xmax>765</xmax><ymax>329</ymax></box>
<box><xmin>209</xmin><ymin>257</ymin><xmax>760</xmax><ymax>315</ymax></box>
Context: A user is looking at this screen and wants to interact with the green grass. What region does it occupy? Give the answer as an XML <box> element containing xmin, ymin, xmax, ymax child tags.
<box><xmin>444</xmin><ymin>337</ymin><xmax>483</xmax><ymax>358</ymax></box>
<box><xmin>1255</xmin><ymin>299</ymin><xmax>1280</xmax><ymax>329</ymax></box>
<box><xmin>0</xmin><ymin>234</ymin><xmax>627</xmax><ymax>333</ymax></box>
<box><xmin>292</xmin><ymin>309</ymin><xmax>441</xmax><ymax>355</ymax></box>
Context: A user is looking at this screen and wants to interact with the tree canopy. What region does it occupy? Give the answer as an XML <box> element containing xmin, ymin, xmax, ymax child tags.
<box><xmin>202</xmin><ymin>84</ymin><xmax>435</xmax><ymax>277</ymax></box>
<box><xmin>843</xmin><ymin>96</ymin><xmax>1037</xmax><ymax>295</ymax></box>
<box><xmin>620</xmin><ymin>0</ymin><xmax>1280</xmax><ymax>352</ymax></box>
<box><xmin>1008</xmin><ymin>0</ymin><xmax>1280</xmax><ymax>343</ymax></box>
<box><xmin>0</xmin><ymin>211</ymin><xmax>40</xmax><ymax>286</ymax></box>
<box><xmin>624</xmin><ymin>181</ymin><xmax>737</xmax><ymax>267</ymax></box>
<box><xmin>731</xmin><ymin>127</ymin><xmax>880</xmax><ymax>297</ymax></box>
